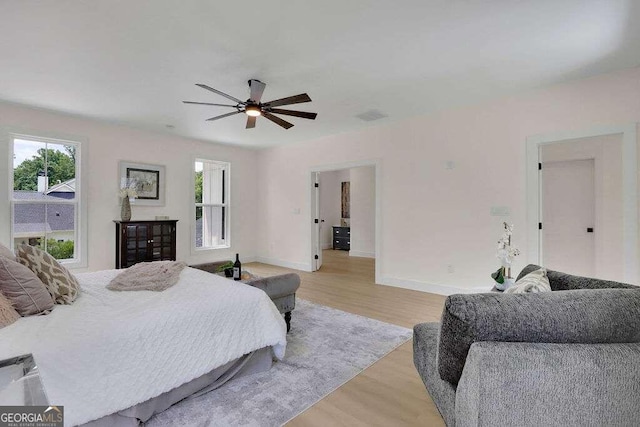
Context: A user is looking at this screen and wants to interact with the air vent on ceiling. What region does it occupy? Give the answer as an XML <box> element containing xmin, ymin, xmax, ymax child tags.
<box><xmin>355</xmin><ymin>110</ymin><xmax>388</xmax><ymax>122</ymax></box>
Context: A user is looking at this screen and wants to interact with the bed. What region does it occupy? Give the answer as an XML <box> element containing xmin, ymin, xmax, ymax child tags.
<box><xmin>0</xmin><ymin>266</ymin><xmax>288</xmax><ymax>426</ymax></box>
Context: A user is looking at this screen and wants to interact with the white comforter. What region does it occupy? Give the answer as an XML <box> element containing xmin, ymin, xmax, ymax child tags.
<box><xmin>0</xmin><ymin>267</ymin><xmax>287</xmax><ymax>426</ymax></box>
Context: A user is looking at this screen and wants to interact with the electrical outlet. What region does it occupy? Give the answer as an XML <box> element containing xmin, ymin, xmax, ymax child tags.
<box><xmin>447</xmin><ymin>265</ymin><xmax>455</xmax><ymax>273</ymax></box>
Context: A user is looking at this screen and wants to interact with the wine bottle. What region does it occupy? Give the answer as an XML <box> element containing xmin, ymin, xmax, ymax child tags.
<box><xmin>233</xmin><ymin>253</ymin><xmax>241</xmax><ymax>281</ymax></box>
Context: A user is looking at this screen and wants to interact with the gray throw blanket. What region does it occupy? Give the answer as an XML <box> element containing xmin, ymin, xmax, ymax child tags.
<box><xmin>108</xmin><ymin>261</ymin><xmax>187</xmax><ymax>292</ymax></box>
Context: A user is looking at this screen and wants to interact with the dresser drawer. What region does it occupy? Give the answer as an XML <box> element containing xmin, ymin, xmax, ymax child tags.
<box><xmin>333</xmin><ymin>227</ymin><xmax>350</xmax><ymax>237</ymax></box>
<box><xmin>333</xmin><ymin>237</ymin><xmax>350</xmax><ymax>250</ymax></box>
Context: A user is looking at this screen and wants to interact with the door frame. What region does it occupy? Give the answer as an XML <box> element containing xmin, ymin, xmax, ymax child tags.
<box><xmin>312</xmin><ymin>171</ymin><xmax>322</xmax><ymax>270</ymax></box>
<box><xmin>526</xmin><ymin>123</ymin><xmax>638</xmax><ymax>283</ymax></box>
<box><xmin>309</xmin><ymin>159</ymin><xmax>381</xmax><ymax>283</ymax></box>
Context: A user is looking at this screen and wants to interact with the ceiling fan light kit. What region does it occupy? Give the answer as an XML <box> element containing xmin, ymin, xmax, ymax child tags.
<box><xmin>245</xmin><ymin>105</ymin><xmax>261</xmax><ymax>117</ymax></box>
<box><xmin>183</xmin><ymin>79</ymin><xmax>317</xmax><ymax>130</ymax></box>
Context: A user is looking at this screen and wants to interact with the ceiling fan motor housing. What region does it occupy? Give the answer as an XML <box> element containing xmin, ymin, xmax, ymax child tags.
<box><xmin>183</xmin><ymin>80</ymin><xmax>316</xmax><ymax>129</ymax></box>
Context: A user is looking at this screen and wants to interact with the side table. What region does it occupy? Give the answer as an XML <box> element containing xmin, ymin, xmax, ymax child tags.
<box><xmin>0</xmin><ymin>354</ymin><xmax>48</xmax><ymax>405</ymax></box>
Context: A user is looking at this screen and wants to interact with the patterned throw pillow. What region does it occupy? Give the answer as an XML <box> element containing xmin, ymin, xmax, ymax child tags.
<box><xmin>17</xmin><ymin>245</ymin><xmax>80</xmax><ymax>304</ymax></box>
<box><xmin>0</xmin><ymin>291</ymin><xmax>21</xmax><ymax>328</ymax></box>
<box><xmin>505</xmin><ymin>267</ymin><xmax>551</xmax><ymax>293</ymax></box>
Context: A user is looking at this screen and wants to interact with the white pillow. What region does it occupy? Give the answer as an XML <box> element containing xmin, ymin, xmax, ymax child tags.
<box><xmin>505</xmin><ymin>268</ymin><xmax>551</xmax><ymax>293</ymax></box>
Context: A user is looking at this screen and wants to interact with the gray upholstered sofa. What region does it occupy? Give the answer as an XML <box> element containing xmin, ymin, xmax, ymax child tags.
<box><xmin>413</xmin><ymin>265</ymin><xmax>640</xmax><ymax>426</ymax></box>
<box><xmin>190</xmin><ymin>262</ymin><xmax>300</xmax><ymax>332</ymax></box>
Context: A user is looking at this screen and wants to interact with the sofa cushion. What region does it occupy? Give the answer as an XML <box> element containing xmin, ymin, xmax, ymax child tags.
<box><xmin>413</xmin><ymin>322</ymin><xmax>456</xmax><ymax>427</ymax></box>
<box><xmin>517</xmin><ymin>264</ymin><xmax>637</xmax><ymax>290</ymax></box>
<box><xmin>437</xmin><ymin>288</ymin><xmax>640</xmax><ymax>385</ymax></box>
<box><xmin>247</xmin><ymin>273</ymin><xmax>301</xmax><ymax>300</ymax></box>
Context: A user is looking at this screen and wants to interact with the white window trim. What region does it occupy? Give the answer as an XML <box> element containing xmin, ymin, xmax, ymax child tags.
<box><xmin>191</xmin><ymin>157</ymin><xmax>231</xmax><ymax>252</ymax></box>
<box><xmin>6</xmin><ymin>129</ymin><xmax>88</xmax><ymax>269</ymax></box>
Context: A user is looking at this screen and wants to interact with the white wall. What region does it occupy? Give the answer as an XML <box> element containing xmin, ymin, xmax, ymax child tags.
<box><xmin>0</xmin><ymin>102</ymin><xmax>259</xmax><ymax>272</ymax></box>
<box><xmin>540</xmin><ymin>134</ymin><xmax>623</xmax><ymax>281</ymax></box>
<box><xmin>256</xmin><ymin>67</ymin><xmax>640</xmax><ymax>294</ymax></box>
<box><xmin>349</xmin><ymin>166</ymin><xmax>375</xmax><ymax>258</ymax></box>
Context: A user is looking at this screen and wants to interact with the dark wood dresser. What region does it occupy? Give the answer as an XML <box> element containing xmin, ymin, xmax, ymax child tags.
<box><xmin>114</xmin><ymin>220</ymin><xmax>178</xmax><ymax>268</ymax></box>
<box><xmin>332</xmin><ymin>226</ymin><xmax>350</xmax><ymax>250</ymax></box>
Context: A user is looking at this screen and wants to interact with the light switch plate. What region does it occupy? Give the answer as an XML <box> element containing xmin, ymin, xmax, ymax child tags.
<box><xmin>490</xmin><ymin>206</ymin><xmax>510</xmax><ymax>216</ymax></box>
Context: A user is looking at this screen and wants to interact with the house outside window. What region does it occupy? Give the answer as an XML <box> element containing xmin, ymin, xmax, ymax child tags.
<box><xmin>10</xmin><ymin>134</ymin><xmax>87</xmax><ymax>267</ymax></box>
<box><xmin>194</xmin><ymin>159</ymin><xmax>230</xmax><ymax>250</ymax></box>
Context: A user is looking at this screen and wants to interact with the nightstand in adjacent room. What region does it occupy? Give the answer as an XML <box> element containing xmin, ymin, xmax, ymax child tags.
<box><xmin>332</xmin><ymin>226</ymin><xmax>350</xmax><ymax>250</ymax></box>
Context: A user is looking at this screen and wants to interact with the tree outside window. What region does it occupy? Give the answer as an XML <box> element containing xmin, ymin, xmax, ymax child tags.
<box><xmin>12</xmin><ymin>138</ymin><xmax>78</xmax><ymax>261</ymax></box>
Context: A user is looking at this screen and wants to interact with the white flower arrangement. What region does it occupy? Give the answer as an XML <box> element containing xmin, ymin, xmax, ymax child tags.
<box><xmin>492</xmin><ymin>222</ymin><xmax>520</xmax><ymax>284</ymax></box>
<box><xmin>119</xmin><ymin>180</ymin><xmax>138</xmax><ymax>199</ymax></box>
<box><xmin>119</xmin><ymin>187</ymin><xmax>138</xmax><ymax>199</ymax></box>
<box><xmin>496</xmin><ymin>222</ymin><xmax>520</xmax><ymax>269</ymax></box>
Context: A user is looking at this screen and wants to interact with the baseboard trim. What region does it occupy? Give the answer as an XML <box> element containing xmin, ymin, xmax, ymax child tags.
<box><xmin>349</xmin><ymin>251</ymin><xmax>375</xmax><ymax>258</ymax></box>
<box><xmin>380</xmin><ymin>276</ymin><xmax>488</xmax><ymax>296</ymax></box>
<box><xmin>255</xmin><ymin>256</ymin><xmax>313</xmax><ymax>272</ymax></box>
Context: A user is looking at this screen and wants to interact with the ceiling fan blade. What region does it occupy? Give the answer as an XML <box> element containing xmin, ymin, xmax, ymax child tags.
<box><xmin>249</xmin><ymin>79</ymin><xmax>266</xmax><ymax>103</ymax></box>
<box><xmin>269</xmin><ymin>108</ymin><xmax>317</xmax><ymax>120</ymax></box>
<box><xmin>263</xmin><ymin>93</ymin><xmax>312</xmax><ymax>108</ymax></box>
<box><xmin>183</xmin><ymin>101</ymin><xmax>238</xmax><ymax>107</ymax></box>
<box><xmin>196</xmin><ymin>84</ymin><xmax>244</xmax><ymax>104</ymax></box>
<box><xmin>205</xmin><ymin>110</ymin><xmax>243</xmax><ymax>121</ymax></box>
<box><xmin>246</xmin><ymin>116</ymin><xmax>256</xmax><ymax>129</ymax></box>
<box><xmin>262</xmin><ymin>111</ymin><xmax>294</xmax><ymax>129</ymax></box>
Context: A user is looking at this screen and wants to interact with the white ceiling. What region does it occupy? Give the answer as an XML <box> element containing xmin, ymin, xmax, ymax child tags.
<box><xmin>1</xmin><ymin>1</ymin><xmax>639</xmax><ymax>147</ymax></box>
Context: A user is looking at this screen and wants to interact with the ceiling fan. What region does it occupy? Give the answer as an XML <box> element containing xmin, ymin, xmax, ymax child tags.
<box><xmin>183</xmin><ymin>79</ymin><xmax>317</xmax><ymax>130</ymax></box>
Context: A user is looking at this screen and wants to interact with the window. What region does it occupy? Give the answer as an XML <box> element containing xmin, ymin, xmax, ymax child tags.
<box><xmin>10</xmin><ymin>134</ymin><xmax>86</xmax><ymax>267</ymax></box>
<box><xmin>194</xmin><ymin>159</ymin><xmax>230</xmax><ymax>249</ymax></box>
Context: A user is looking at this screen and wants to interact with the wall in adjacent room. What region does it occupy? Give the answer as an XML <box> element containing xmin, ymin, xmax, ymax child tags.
<box><xmin>256</xmin><ymin>67</ymin><xmax>640</xmax><ymax>294</ymax></box>
<box><xmin>318</xmin><ymin>169</ymin><xmax>348</xmax><ymax>249</ymax></box>
<box><xmin>349</xmin><ymin>166</ymin><xmax>375</xmax><ymax>258</ymax></box>
<box><xmin>0</xmin><ymin>102</ymin><xmax>259</xmax><ymax>272</ymax></box>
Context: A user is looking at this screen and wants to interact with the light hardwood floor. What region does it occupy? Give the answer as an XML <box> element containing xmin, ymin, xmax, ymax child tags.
<box><xmin>246</xmin><ymin>250</ymin><xmax>447</xmax><ymax>426</ymax></box>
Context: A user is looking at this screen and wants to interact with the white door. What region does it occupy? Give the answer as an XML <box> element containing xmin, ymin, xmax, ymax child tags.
<box><xmin>541</xmin><ymin>159</ymin><xmax>595</xmax><ymax>276</ymax></box>
<box><xmin>314</xmin><ymin>172</ymin><xmax>323</xmax><ymax>270</ymax></box>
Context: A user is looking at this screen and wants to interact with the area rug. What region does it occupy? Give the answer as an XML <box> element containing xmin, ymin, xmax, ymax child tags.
<box><xmin>147</xmin><ymin>299</ymin><xmax>413</xmax><ymax>427</ymax></box>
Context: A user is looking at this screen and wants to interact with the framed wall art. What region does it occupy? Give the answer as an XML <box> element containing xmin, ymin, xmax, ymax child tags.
<box><xmin>119</xmin><ymin>161</ymin><xmax>166</xmax><ymax>206</ymax></box>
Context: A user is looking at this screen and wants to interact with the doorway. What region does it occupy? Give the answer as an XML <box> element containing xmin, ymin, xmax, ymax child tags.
<box><xmin>541</xmin><ymin>158</ymin><xmax>595</xmax><ymax>276</ymax></box>
<box><xmin>526</xmin><ymin>124</ymin><xmax>638</xmax><ymax>283</ymax></box>
<box><xmin>312</xmin><ymin>168</ymin><xmax>351</xmax><ymax>271</ymax></box>
<box><xmin>309</xmin><ymin>161</ymin><xmax>380</xmax><ymax>283</ymax></box>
